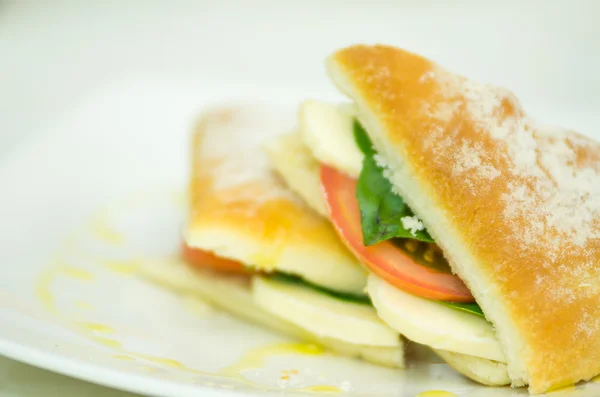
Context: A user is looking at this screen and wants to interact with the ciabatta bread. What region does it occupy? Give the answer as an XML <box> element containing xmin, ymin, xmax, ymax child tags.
<box><xmin>327</xmin><ymin>44</ymin><xmax>600</xmax><ymax>393</ymax></box>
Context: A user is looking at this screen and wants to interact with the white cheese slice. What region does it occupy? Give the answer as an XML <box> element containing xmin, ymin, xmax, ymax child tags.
<box><xmin>252</xmin><ymin>276</ymin><xmax>401</xmax><ymax>347</ymax></box>
<box><xmin>368</xmin><ymin>274</ymin><xmax>505</xmax><ymax>362</ymax></box>
<box><xmin>299</xmin><ymin>100</ymin><xmax>362</xmax><ymax>178</ymax></box>
<box><xmin>265</xmin><ymin>132</ymin><xmax>329</xmax><ymax>217</ymax></box>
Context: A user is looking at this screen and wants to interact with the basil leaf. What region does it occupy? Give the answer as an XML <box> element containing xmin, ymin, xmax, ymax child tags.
<box><xmin>353</xmin><ymin>120</ymin><xmax>375</xmax><ymax>155</ymax></box>
<box><xmin>354</xmin><ymin>121</ymin><xmax>433</xmax><ymax>245</ymax></box>
<box><xmin>268</xmin><ymin>273</ymin><xmax>371</xmax><ymax>305</ymax></box>
<box><xmin>439</xmin><ymin>301</ymin><xmax>485</xmax><ymax>318</ymax></box>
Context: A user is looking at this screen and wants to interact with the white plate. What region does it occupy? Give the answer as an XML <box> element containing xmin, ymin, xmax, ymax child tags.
<box><xmin>0</xmin><ymin>77</ymin><xmax>599</xmax><ymax>397</ymax></box>
<box><xmin>3</xmin><ymin>2</ymin><xmax>600</xmax><ymax>393</ymax></box>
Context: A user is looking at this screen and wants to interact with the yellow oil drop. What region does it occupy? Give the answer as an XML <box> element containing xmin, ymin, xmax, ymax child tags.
<box><xmin>104</xmin><ymin>260</ymin><xmax>139</xmax><ymax>275</ymax></box>
<box><xmin>36</xmin><ymin>265</ymin><xmax>92</xmax><ymax>314</ymax></box>
<box><xmin>36</xmin><ymin>270</ymin><xmax>56</xmax><ymax>314</ymax></box>
<box><xmin>416</xmin><ymin>391</ymin><xmax>457</xmax><ymax>397</ymax></box>
<box><xmin>61</xmin><ymin>266</ymin><xmax>94</xmax><ymax>281</ymax></box>
<box><xmin>78</xmin><ymin>322</ymin><xmax>114</xmax><ymax>334</ymax></box>
<box><xmin>290</xmin><ymin>343</ymin><xmax>324</xmax><ymax>355</ymax></box>
<box><xmin>121</xmin><ymin>353</ymin><xmax>220</xmax><ymax>379</ymax></box>
<box><xmin>135</xmin><ymin>354</ymin><xmax>186</xmax><ymax>369</ymax></box>
<box><xmin>296</xmin><ymin>385</ymin><xmax>343</xmax><ymax>394</ymax></box>
<box><xmin>113</xmin><ymin>355</ymin><xmax>135</xmax><ymax>361</ymax></box>
<box><xmin>91</xmin><ymin>214</ymin><xmax>124</xmax><ymax>245</ymax></box>
<box><xmin>219</xmin><ymin>342</ymin><xmax>324</xmax><ymax>377</ymax></box>
<box><xmin>36</xmin><ymin>265</ymin><xmax>95</xmax><ymax>315</ymax></box>
<box><xmin>92</xmin><ymin>336</ymin><xmax>122</xmax><ymax>348</ymax></box>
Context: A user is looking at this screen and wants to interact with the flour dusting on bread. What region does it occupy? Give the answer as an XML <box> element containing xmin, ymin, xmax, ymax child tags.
<box><xmin>423</xmin><ymin>65</ymin><xmax>600</xmax><ymax>254</ymax></box>
<box><xmin>195</xmin><ymin>106</ymin><xmax>295</xmax><ymax>202</ymax></box>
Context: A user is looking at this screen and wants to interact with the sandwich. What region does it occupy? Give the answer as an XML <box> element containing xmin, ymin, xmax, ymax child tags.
<box><xmin>141</xmin><ymin>105</ymin><xmax>406</xmax><ymax>368</ymax></box>
<box><xmin>267</xmin><ymin>44</ymin><xmax>600</xmax><ymax>394</ymax></box>
<box><xmin>142</xmin><ymin>44</ymin><xmax>600</xmax><ymax>394</ymax></box>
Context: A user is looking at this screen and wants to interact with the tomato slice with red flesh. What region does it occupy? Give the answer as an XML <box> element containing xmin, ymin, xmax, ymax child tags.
<box><xmin>320</xmin><ymin>164</ymin><xmax>474</xmax><ymax>302</ymax></box>
<box><xmin>181</xmin><ymin>242</ymin><xmax>250</xmax><ymax>274</ymax></box>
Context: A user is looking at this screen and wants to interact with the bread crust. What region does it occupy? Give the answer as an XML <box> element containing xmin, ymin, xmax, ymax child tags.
<box><xmin>327</xmin><ymin>44</ymin><xmax>600</xmax><ymax>393</ymax></box>
<box><xmin>186</xmin><ymin>106</ymin><xmax>366</xmax><ymax>295</ymax></box>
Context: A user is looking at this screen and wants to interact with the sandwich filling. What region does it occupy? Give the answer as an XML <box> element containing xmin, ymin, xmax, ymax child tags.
<box><xmin>331</xmin><ymin>120</ymin><xmax>479</xmax><ymax>309</ymax></box>
<box><xmin>181</xmin><ymin>243</ymin><xmax>403</xmax><ymax>350</ymax></box>
<box><xmin>303</xmin><ymin>100</ymin><xmax>478</xmax><ymax>303</ymax></box>
<box><xmin>293</xmin><ymin>100</ymin><xmax>505</xmax><ymax>362</ymax></box>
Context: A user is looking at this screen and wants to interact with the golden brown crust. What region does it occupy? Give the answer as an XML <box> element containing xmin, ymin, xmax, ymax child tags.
<box><xmin>328</xmin><ymin>45</ymin><xmax>600</xmax><ymax>393</ymax></box>
<box><xmin>186</xmin><ymin>106</ymin><xmax>367</xmax><ymax>294</ymax></box>
<box><xmin>188</xmin><ymin>106</ymin><xmax>325</xmax><ymax>257</ymax></box>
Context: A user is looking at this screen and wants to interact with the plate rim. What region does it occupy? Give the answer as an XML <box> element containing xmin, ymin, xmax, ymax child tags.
<box><xmin>0</xmin><ymin>336</ymin><xmax>256</xmax><ymax>397</ymax></box>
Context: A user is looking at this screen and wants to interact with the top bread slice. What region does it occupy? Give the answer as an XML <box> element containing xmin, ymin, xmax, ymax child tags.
<box><xmin>326</xmin><ymin>44</ymin><xmax>600</xmax><ymax>393</ymax></box>
<box><xmin>185</xmin><ymin>105</ymin><xmax>367</xmax><ymax>295</ymax></box>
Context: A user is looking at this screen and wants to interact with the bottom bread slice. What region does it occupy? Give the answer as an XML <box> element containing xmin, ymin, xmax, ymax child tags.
<box><xmin>138</xmin><ymin>258</ymin><xmax>404</xmax><ymax>368</ymax></box>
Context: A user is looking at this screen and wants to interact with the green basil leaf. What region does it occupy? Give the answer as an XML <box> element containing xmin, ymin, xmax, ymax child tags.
<box><xmin>268</xmin><ymin>273</ymin><xmax>372</xmax><ymax>305</ymax></box>
<box><xmin>439</xmin><ymin>301</ymin><xmax>485</xmax><ymax>318</ymax></box>
<box><xmin>353</xmin><ymin>120</ymin><xmax>375</xmax><ymax>155</ymax></box>
<box><xmin>354</xmin><ymin>121</ymin><xmax>433</xmax><ymax>245</ymax></box>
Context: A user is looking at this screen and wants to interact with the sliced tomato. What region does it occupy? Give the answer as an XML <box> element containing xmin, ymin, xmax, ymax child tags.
<box><xmin>181</xmin><ymin>242</ymin><xmax>250</xmax><ymax>274</ymax></box>
<box><xmin>320</xmin><ymin>165</ymin><xmax>474</xmax><ymax>302</ymax></box>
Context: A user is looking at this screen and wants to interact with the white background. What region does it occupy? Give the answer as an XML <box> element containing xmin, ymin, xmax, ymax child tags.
<box><xmin>1</xmin><ymin>1</ymin><xmax>599</xmax><ymax>395</ymax></box>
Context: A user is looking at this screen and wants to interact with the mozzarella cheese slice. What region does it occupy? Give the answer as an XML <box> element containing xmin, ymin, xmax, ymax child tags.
<box><xmin>368</xmin><ymin>274</ymin><xmax>504</xmax><ymax>362</ymax></box>
<box><xmin>266</xmin><ymin>132</ymin><xmax>329</xmax><ymax>217</ymax></box>
<box><xmin>139</xmin><ymin>258</ymin><xmax>404</xmax><ymax>367</ymax></box>
<box><xmin>299</xmin><ymin>100</ymin><xmax>362</xmax><ymax>178</ymax></box>
<box><xmin>253</xmin><ymin>276</ymin><xmax>400</xmax><ymax>347</ymax></box>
